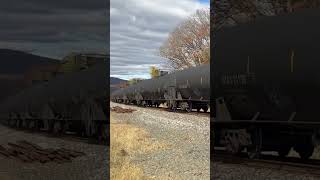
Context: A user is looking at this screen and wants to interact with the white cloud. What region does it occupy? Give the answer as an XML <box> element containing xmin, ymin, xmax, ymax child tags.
<box><xmin>110</xmin><ymin>0</ymin><xmax>208</xmax><ymax>80</ymax></box>
<box><xmin>0</xmin><ymin>0</ymin><xmax>107</xmax><ymax>59</ymax></box>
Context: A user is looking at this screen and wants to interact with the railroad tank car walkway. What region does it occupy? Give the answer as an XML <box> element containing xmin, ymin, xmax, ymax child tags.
<box><xmin>110</xmin><ymin>102</ymin><xmax>210</xmax><ymax>180</ymax></box>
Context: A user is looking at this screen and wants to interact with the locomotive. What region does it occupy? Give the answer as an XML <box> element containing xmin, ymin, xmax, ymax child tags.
<box><xmin>213</xmin><ymin>8</ymin><xmax>320</xmax><ymax>159</ymax></box>
<box><xmin>111</xmin><ymin>64</ymin><xmax>210</xmax><ymax>112</ymax></box>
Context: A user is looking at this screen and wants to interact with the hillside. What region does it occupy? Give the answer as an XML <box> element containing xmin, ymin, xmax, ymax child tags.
<box><xmin>0</xmin><ymin>49</ymin><xmax>60</xmax><ymax>102</ymax></box>
<box><xmin>110</xmin><ymin>77</ymin><xmax>127</xmax><ymax>93</ymax></box>
<box><xmin>0</xmin><ymin>49</ymin><xmax>60</xmax><ymax>74</ymax></box>
<box><xmin>110</xmin><ymin>77</ymin><xmax>126</xmax><ymax>85</ymax></box>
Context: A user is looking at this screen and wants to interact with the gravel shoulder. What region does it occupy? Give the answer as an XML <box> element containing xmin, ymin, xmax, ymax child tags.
<box><xmin>110</xmin><ymin>102</ymin><xmax>210</xmax><ymax>180</ymax></box>
<box><xmin>0</xmin><ymin>125</ymin><xmax>108</xmax><ymax>180</ymax></box>
<box><xmin>111</xmin><ymin>102</ymin><xmax>320</xmax><ymax>180</ymax></box>
<box><xmin>212</xmin><ymin>161</ymin><xmax>320</xmax><ymax>180</ymax></box>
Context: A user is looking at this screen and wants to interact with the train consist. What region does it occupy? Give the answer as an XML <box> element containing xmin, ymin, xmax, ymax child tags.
<box><xmin>0</xmin><ymin>61</ymin><xmax>108</xmax><ymax>142</ymax></box>
<box><xmin>213</xmin><ymin>9</ymin><xmax>320</xmax><ymax>159</ymax></box>
<box><xmin>111</xmin><ymin>64</ymin><xmax>210</xmax><ymax>112</ymax></box>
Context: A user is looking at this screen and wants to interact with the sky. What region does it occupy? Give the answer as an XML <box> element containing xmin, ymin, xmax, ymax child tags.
<box><xmin>200</xmin><ymin>0</ymin><xmax>210</xmax><ymax>5</ymax></box>
<box><xmin>0</xmin><ymin>0</ymin><xmax>108</xmax><ymax>60</ymax></box>
<box><xmin>110</xmin><ymin>0</ymin><xmax>210</xmax><ymax>80</ymax></box>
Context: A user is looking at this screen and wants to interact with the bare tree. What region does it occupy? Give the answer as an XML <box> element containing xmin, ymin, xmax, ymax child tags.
<box><xmin>211</xmin><ymin>0</ymin><xmax>320</xmax><ymax>51</ymax></box>
<box><xmin>159</xmin><ymin>9</ymin><xmax>210</xmax><ymax>70</ymax></box>
<box><xmin>213</xmin><ymin>0</ymin><xmax>320</xmax><ymax>30</ymax></box>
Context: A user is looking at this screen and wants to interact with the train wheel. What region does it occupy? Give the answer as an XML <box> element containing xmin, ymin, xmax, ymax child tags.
<box><xmin>43</xmin><ymin>119</ymin><xmax>50</xmax><ymax>131</ymax></box>
<box><xmin>277</xmin><ymin>146</ymin><xmax>291</xmax><ymax>158</ymax></box>
<box><xmin>22</xmin><ymin>119</ymin><xmax>28</xmax><ymax>129</ymax></box>
<box><xmin>170</xmin><ymin>105</ymin><xmax>177</xmax><ymax>112</ymax></box>
<box><xmin>247</xmin><ymin>128</ymin><xmax>262</xmax><ymax>159</ymax></box>
<box><xmin>223</xmin><ymin>129</ymin><xmax>244</xmax><ymax>154</ymax></box>
<box><xmin>297</xmin><ymin>146</ymin><xmax>314</xmax><ymax>160</ymax></box>
<box><xmin>28</xmin><ymin>120</ymin><xmax>36</xmax><ymax>130</ymax></box>
<box><xmin>53</xmin><ymin>121</ymin><xmax>62</xmax><ymax>135</ymax></box>
<box><xmin>295</xmin><ymin>141</ymin><xmax>314</xmax><ymax>160</ymax></box>
<box><xmin>77</xmin><ymin>124</ymin><xmax>85</xmax><ymax>137</ymax></box>
<box><xmin>247</xmin><ymin>146</ymin><xmax>260</xmax><ymax>159</ymax></box>
<box><xmin>186</xmin><ymin>103</ymin><xmax>192</xmax><ymax>112</ymax></box>
<box><xmin>9</xmin><ymin>119</ymin><xmax>17</xmax><ymax>128</ymax></box>
<box><xmin>16</xmin><ymin>119</ymin><xmax>22</xmax><ymax>128</ymax></box>
<box><xmin>197</xmin><ymin>108</ymin><xmax>201</xmax><ymax>112</ymax></box>
<box><xmin>225</xmin><ymin>139</ymin><xmax>241</xmax><ymax>154</ymax></box>
<box><xmin>62</xmin><ymin>122</ymin><xmax>68</xmax><ymax>134</ymax></box>
<box><xmin>203</xmin><ymin>106</ymin><xmax>209</xmax><ymax>113</ymax></box>
<box><xmin>143</xmin><ymin>101</ymin><xmax>148</xmax><ymax>107</ymax></box>
<box><xmin>101</xmin><ymin>123</ymin><xmax>108</xmax><ymax>142</ymax></box>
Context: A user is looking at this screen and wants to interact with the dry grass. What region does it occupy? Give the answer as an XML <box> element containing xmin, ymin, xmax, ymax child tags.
<box><xmin>110</xmin><ymin>114</ymin><xmax>169</xmax><ymax>180</ymax></box>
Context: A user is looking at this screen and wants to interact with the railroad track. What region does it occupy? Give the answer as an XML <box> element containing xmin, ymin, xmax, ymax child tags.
<box><xmin>161</xmin><ymin>107</ymin><xmax>210</xmax><ymax>114</ymax></box>
<box><xmin>213</xmin><ymin>148</ymin><xmax>320</xmax><ymax>177</ymax></box>
<box><xmin>112</xmin><ymin>102</ymin><xmax>210</xmax><ymax>116</ymax></box>
<box><xmin>3</xmin><ymin>124</ymin><xmax>106</xmax><ymax>146</ymax></box>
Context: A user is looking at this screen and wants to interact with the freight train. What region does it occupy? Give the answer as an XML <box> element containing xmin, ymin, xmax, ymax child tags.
<box><xmin>111</xmin><ymin>64</ymin><xmax>210</xmax><ymax>113</ymax></box>
<box><xmin>0</xmin><ymin>61</ymin><xmax>108</xmax><ymax>142</ymax></box>
<box><xmin>213</xmin><ymin>9</ymin><xmax>320</xmax><ymax>159</ymax></box>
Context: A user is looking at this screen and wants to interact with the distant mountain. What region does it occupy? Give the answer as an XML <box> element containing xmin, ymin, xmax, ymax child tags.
<box><xmin>110</xmin><ymin>77</ymin><xmax>127</xmax><ymax>93</ymax></box>
<box><xmin>0</xmin><ymin>49</ymin><xmax>60</xmax><ymax>74</ymax></box>
<box><xmin>110</xmin><ymin>77</ymin><xmax>126</xmax><ymax>85</ymax></box>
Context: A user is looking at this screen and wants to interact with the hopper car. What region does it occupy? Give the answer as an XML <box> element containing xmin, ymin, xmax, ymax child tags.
<box><xmin>213</xmin><ymin>8</ymin><xmax>320</xmax><ymax>159</ymax></box>
<box><xmin>111</xmin><ymin>64</ymin><xmax>210</xmax><ymax>112</ymax></box>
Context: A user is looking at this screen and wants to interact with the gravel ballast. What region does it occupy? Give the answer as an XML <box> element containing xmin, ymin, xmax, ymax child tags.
<box><xmin>110</xmin><ymin>102</ymin><xmax>210</xmax><ymax>180</ymax></box>
<box><xmin>212</xmin><ymin>162</ymin><xmax>320</xmax><ymax>180</ymax></box>
<box><xmin>0</xmin><ymin>124</ymin><xmax>108</xmax><ymax>180</ymax></box>
<box><xmin>111</xmin><ymin>102</ymin><xmax>320</xmax><ymax>180</ymax></box>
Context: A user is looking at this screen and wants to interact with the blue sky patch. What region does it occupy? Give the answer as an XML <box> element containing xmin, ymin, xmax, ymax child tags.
<box><xmin>199</xmin><ymin>0</ymin><xmax>209</xmax><ymax>5</ymax></box>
